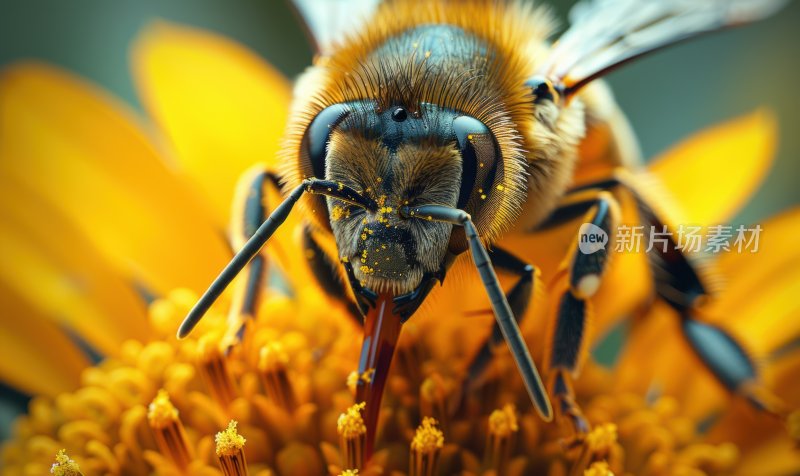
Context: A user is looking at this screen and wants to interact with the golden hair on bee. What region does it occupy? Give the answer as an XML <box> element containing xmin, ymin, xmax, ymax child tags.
<box><xmin>177</xmin><ymin>0</ymin><xmax>788</xmax><ymax>463</ymax></box>
<box><xmin>281</xmin><ymin>0</ymin><xmax>586</xmax><ymax>242</ymax></box>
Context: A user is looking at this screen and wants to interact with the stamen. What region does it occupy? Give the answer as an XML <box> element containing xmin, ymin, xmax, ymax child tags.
<box><xmin>215</xmin><ymin>420</ymin><xmax>248</xmax><ymax>476</ymax></box>
<box><xmin>197</xmin><ymin>337</ymin><xmax>237</xmax><ymax>408</ymax></box>
<box><xmin>51</xmin><ymin>449</ymin><xmax>83</xmax><ymax>476</ymax></box>
<box><xmin>339</xmin><ymin>470</ymin><xmax>359</xmax><ymax>476</ymax></box>
<box><xmin>585</xmin><ymin>423</ymin><xmax>617</xmax><ymax>457</ymax></box>
<box><xmin>410</xmin><ymin>417</ymin><xmax>444</xmax><ymax>476</ymax></box>
<box><xmin>258</xmin><ymin>342</ymin><xmax>296</xmax><ymax>411</ymax></box>
<box><xmin>583</xmin><ymin>461</ymin><xmax>614</xmax><ymax>476</ymax></box>
<box><xmin>147</xmin><ymin>389</ymin><xmax>193</xmax><ymax>470</ymax></box>
<box><xmin>419</xmin><ymin>375</ymin><xmax>448</xmax><ymax>430</ymax></box>
<box><xmin>485</xmin><ymin>404</ymin><xmax>518</xmax><ymax>473</ymax></box>
<box><xmin>337</xmin><ymin>402</ymin><xmax>367</xmax><ymax>470</ymax></box>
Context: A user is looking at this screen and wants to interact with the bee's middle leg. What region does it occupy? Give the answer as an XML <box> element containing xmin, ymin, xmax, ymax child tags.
<box><xmin>542</xmin><ymin>189</ymin><xmax>620</xmax><ymax>434</ymax></box>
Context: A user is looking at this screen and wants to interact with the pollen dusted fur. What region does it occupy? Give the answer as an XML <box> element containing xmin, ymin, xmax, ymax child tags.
<box><xmin>282</xmin><ymin>0</ymin><xmax>587</xmax><ymax>250</ymax></box>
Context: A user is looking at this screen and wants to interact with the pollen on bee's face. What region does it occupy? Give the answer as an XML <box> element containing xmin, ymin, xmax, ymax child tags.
<box><xmin>324</xmin><ymin>130</ymin><xmax>462</xmax><ymax>293</ymax></box>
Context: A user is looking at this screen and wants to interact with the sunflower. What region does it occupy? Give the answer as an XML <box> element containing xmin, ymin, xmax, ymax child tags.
<box><xmin>1</xmin><ymin>20</ymin><xmax>799</xmax><ymax>476</ymax></box>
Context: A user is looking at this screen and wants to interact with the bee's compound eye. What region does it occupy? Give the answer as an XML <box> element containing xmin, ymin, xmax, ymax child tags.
<box><xmin>525</xmin><ymin>76</ymin><xmax>559</xmax><ymax>104</ymax></box>
<box><xmin>391</xmin><ymin>106</ymin><xmax>408</xmax><ymax>122</ymax></box>
<box><xmin>304</xmin><ymin>103</ymin><xmax>350</xmax><ymax>179</ymax></box>
<box><xmin>452</xmin><ymin>116</ymin><xmax>497</xmax><ymax>210</ymax></box>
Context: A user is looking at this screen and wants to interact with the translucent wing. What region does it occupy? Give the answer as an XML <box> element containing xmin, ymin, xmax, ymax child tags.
<box><xmin>540</xmin><ymin>0</ymin><xmax>786</xmax><ymax>97</ymax></box>
<box><xmin>289</xmin><ymin>0</ymin><xmax>382</xmax><ymax>54</ymax></box>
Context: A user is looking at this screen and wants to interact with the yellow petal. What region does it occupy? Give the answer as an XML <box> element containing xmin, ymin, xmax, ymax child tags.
<box><xmin>617</xmin><ymin>209</ymin><xmax>800</xmax><ymax>420</ymax></box>
<box><xmin>0</xmin><ymin>283</ymin><xmax>88</xmax><ymax>396</ymax></box>
<box><xmin>132</xmin><ymin>21</ymin><xmax>293</xmax><ymax>226</ymax></box>
<box><xmin>0</xmin><ymin>179</ymin><xmax>150</xmax><ymax>354</ymax></box>
<box><xmin>648</xmin><ymin>110</ymin><xmax>777</xmax><ymax>226</ymax></box>
<box><xmin>0</xmin><ymin>62</ymin><xmax>230</xmax><ymax>295</ymax></box>
<box><xmin>705</xmin><ymin>208</ymin><xmax>800</xmax><ymax>354</ymax></box>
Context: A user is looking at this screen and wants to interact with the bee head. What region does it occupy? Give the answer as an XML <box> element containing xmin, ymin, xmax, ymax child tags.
<box><xmin>301</xmin><ymin>100</ymin><xmax>501</xmax><ymax>296</ymax></box>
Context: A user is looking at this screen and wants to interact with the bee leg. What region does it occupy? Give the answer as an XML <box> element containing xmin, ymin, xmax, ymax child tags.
<box><xmin>463</xmin><ymin>247</ymin><xmax>538</xmax><ymax>392</ymax></box>
<box><xmin>221</xmin><ymin>168</ymin><xmax>279</xmax><ymax>352</ymax></box>
<box><xmin>544</xmin><ymin>190</ymin><xmax>620</xmax><ymax>435</ymax></box>
<box><xmin>547</xmin><ymin>295</ymin><xmax>593</xmax><ymax>436</ymax></box>
<box><xmin>639</xmin><ymin>208</ymin><xmax>787</xmax><ymax>416</ymax></box>
<box><xmin>302</xmin><ymin>226</ymin><xmax>364</xmax><ymax>321</ymax></box>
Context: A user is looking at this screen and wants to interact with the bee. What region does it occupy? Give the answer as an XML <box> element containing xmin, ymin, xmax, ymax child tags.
<box><xmin>178</xmin><ymin>0</ymin><xmax>787</xmax><ymax>458</ymax></box>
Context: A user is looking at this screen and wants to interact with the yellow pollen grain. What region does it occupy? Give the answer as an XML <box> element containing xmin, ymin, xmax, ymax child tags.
<box><xmin>411</xmin><ymin>417</ymin><xmax>444</xmax><ymax>454</ymax></box>
<box><xmin>215</xmin><ymin>420</ymin><xmax>246</xmax><ymax>456</ymax></box>
<box><xmin>360</xmin><ymin>265</ymin><xmax>374</xmax><ymax>275</ymax></box>
<box><xmin>147</xmin><ymin>389</ymin><xmax>178</xmax><ymax>427</ymax></box>
<box><xmin>584</xmin><ymin>461</ymin><xmax>614</xmax><ymax>476</ymax></box>
<box><xmin>331</xmin><ymin>205</ymin><xmax>348</xmax><ymax>221</ymax></box>
<box><xmin>338</xmin><ymin>402</ymin><xmax>367</xmax><ymax>438</ymax></box>
<box><xmin>51</xmin><ymin>449</ymin><xmax>83</xmax><ymax>476</ymax></box>
<box><xmin>424</xmin><ymin>51</ymin><xmax>431</xmax><ymax>58</ymax></box>
<box><xmin>496</xmin><ymin>184</ymin><xmax>505</xmax><ymax>191</ymax></box>
<box><xmin>467</xmin><ymin>134</ymin><xmax>474</xmax><ymax>140</ymax></box>
<box><xmin>361</xmin><ymin>368</ymin><xmax>375</xmax><ymax>383</ymax></box>
<box><xmin>586</xmin><ymin>423</ymin><xmax>618</xmax><ymax>453</ymax></box>
<box><xmin>489</xmin><ymin>404</ymin><xmax>518</xmax><ymax>437</ymax></box>
<box><xmin>346</xmin><ymin>371</ymin><xmax>360</xmax><ymax>393</ymax></box>
<box><xmin>481</xmin><ymin>194</ymin><xmax>487</xmax><ymax>200</ymax></box>
<box><xmin>340</xmin><ymin>471</ymin><xmax>359</xmax><ymax>476</ymax></box>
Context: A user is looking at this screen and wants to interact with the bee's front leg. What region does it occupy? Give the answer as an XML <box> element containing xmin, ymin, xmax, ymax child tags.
<box><xmin>221</xmin><ymin>167</ymin><xmax>280</xmax><ymax>352</ymax></box>
<box><xmin>542</xmin><ymin>188</ymin><xmax>621</xmax><ymax>435</ymax></box>
<box><xmin>302</xmin><ymin>226</ymin><xmax>364</xmax><ymax>321</ymax></box>
<box><xmin>463</xmin><ymin>247</ymin><xmax>541</xmax><ymax>392</ymax></box>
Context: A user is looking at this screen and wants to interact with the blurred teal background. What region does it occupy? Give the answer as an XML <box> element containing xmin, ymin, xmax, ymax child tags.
<box><xmin>0</xmin><ymin>0</ymin><xmax>798</xmax><ymax>438</ymax></box>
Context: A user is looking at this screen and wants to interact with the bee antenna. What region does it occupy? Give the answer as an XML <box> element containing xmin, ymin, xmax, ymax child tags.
<box><xmin>178</xmin><ymin>179</ymin><xmax>378</xmax><ymax>339</ymax></box>
<box><xmin>177</xmin><ymin>183</ymin><xmax>307</xmax><ymax>338</ymax></box>
<box><xmin>399</xmin><ymin>205</ymin><xmax>553</xmax><ymax>421</ymax></box>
